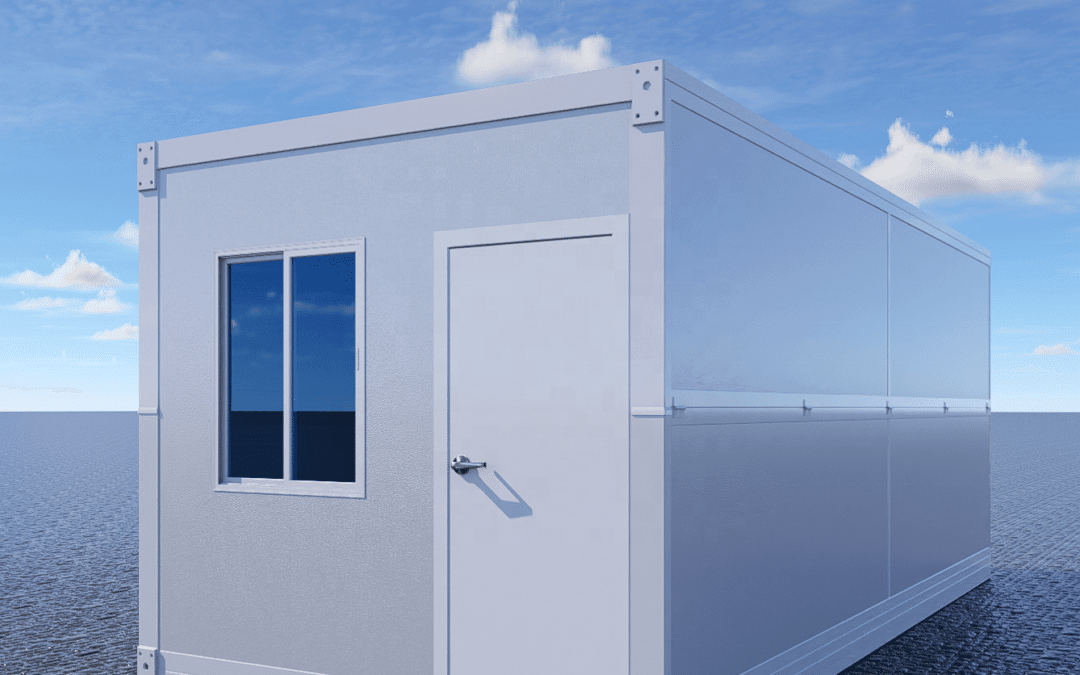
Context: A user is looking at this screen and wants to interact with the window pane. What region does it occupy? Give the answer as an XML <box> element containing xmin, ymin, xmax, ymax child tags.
<box><xmin>228</xmin><ymin>259</ymin><xmax>284</xmax><ymax>479</ymax></box>
<box><xmin>292</xmin><ymin>253</ymin><xmax>356</xmax><ymax>482</ymax></box>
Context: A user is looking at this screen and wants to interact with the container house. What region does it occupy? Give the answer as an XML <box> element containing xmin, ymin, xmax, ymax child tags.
<box><xmin>137</xmin><ymin>60</ymin><xmax>991</xmax><ymax>675</ymax></box>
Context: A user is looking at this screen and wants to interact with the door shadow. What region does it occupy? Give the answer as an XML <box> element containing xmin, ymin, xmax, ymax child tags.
<box><xmin>463</xmin><ymin>470</ymin><xmax>533</xmax><ymax>518</ymax></box>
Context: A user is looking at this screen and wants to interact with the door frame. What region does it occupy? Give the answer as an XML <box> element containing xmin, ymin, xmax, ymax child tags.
<box><xmin>433</xmin><ymin>214</ymin><xmax>630</xmax><ymax>675</ymax></box>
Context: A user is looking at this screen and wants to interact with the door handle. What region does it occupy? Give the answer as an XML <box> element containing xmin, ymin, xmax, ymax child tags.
<box><xmin>451</xmin><ymin>455</ymin><xmax>487</xmax><ymax>475</ymax></box>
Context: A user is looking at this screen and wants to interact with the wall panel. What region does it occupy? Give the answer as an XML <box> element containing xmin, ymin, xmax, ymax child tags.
<box><xmin>890</xmin><ymin>415</ymin><xmax>991</xmax><ymax>593</ymax></box>
<box><xmin>890</xmin><ymin>218</ymin><xmax>990</xmax><ymax>399</ymax></box>
<box><xmin>668</xmin><ymin>417</ymin><xmax>889</xmax><ymax>675</ymax></box>
<box><xmin>666</xmin><ymin>102</ymin><xmax>888</xmax><ymax>397</ymax></box>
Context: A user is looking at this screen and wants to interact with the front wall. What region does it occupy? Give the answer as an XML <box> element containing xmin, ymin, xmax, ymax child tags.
<box><xmin>666</xmin><ymin>102</ymin><xmax>889</xmax><ymax>396</ymax></box>
<box><xmin>668</xmin><ymin>415</ymin><xmax>889</xmax><ymax>675</ymax></box>
<box><xmin>156</xmin><ymin>106</ymin><xmax>629</xmax><ymax>674</ymax></box>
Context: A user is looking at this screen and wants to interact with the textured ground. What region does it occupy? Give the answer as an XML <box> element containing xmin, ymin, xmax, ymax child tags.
<box><xmin>1</xmin><ymin>412</ymin><xmax>1078</xmax><ymax>674</ymax></box>
<box><xmin>0</xmin><ymin>413</ymin><xmax>137</xmax><ymax>675</ymax></box>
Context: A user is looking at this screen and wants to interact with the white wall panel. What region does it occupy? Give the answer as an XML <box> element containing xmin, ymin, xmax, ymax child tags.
<box><xmin>889</xmin><ymin>415</ymin><xmax>991</xmax><ymax>594</ymax></box>
<box><xmin>889</xmin><ymin>218</ymin><xmax>990</xmax><ymax>399</ymax></box>
<box><xmin>666</xmin><ymin>102</ymin><xmax>888</xmax><ymax>398</ymax></box>
<box><xmin>667</xmin><ymin>416</ymin><xmax>888</xmax><ymax>675</ymax></box>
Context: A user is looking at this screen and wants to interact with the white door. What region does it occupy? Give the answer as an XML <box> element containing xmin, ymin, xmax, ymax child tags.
<box><xmin>437</xmin><ymin>217</ymin><xmax>629</xmax><ymax>675</ymax></box>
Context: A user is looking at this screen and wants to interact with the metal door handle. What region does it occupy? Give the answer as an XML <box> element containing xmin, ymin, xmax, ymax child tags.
<box><xmin>451</xmin><ymin>455</ymin><xmax>487</xmax><ymax>475</ymax></box>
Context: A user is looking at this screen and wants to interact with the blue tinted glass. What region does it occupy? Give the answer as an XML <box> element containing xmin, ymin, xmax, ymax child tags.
<box><xmin>228</xmin><ymin>259</ymin><xmax>284</xmax><ymax>479</ymax></box>
<box><xmin>292</xmin><ymin>253</ymin><xmax>355</xmax><ymax>482</ymax></box>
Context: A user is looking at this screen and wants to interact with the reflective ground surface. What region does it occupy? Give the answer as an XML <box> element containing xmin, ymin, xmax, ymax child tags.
<box><xmin>1</xmin><ymin>412</ymin><xmax>1078</xmax><ymax>674</ymax></box>
<box><xmin>0</xmin><ymin>412</ymin><xmax>137</xmax><ymax>675</ymax></box>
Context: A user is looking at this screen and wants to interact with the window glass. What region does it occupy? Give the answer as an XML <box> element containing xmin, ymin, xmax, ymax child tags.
<box><xmin>228</xmin><ymin>259</ymin><xmax>284</xmax><ymax>479</ymax></box>
<box><xmin>291</xmin><ymin>253</ymin><xmax>356</xmax><ymax>482</ymax></box>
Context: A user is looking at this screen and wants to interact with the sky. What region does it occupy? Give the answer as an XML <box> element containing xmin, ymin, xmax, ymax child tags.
<box><xmin>0</xmin><ymin>0</ymin><xmax>1077</xmax><ymax>412</ymax></box>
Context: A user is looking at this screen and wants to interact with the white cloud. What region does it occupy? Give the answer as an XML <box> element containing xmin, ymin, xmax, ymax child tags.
<box><xmin>12</xmin><ymin>296</ymin><xmax>71</xmax><ymax>311</ymax></box>
<box><xmin>1032</xmin><ymin>343</ymin><xmax>1079</xmax><ymax>355</ymax></box>
<box><xmin>946</xmin><ymin>110</ymin><xmax>954</xmax><ymax>118</ymax></box>
<box><xmin>81</xmin><ymin>288</ymin><xmax>128</xmax><ymax>314</ymax></box>
<box><xmin>91</xmin><ymin>322</ymin><xmax>139</xmax><ymax>341</ymax></box>
<box><xmin>113</xmin><ymin>220</ymin><xmax>138</xmax><ymax>248</ymax></box>
<box><xmin>838</xmin><ymin>153</ymin><xmax>860</xmax><ymax>170</ymax></box>
<box><xmin>2</xmin><ymin>250</ymin><xmax>121</xmax><ymax>290</ymax></box>
<box><xmin>930</xmin><ymin>127</ymin><xmax>952</xmax><ymax>147</ymax></box>
<box><xmin>856</xmin><ymin>118</ymin><xmax>1080</xmax><ymax>206</ymax></box>
<box><xmin>457</xmin><ymin>1</ymin><xmax>614</xmax><ymax>86</ymax></box>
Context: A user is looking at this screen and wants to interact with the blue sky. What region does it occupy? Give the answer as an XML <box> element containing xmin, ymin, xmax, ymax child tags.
<box><xmin>1</xmin><ymin>0</ymin><xmax>1077</xmax><ymax>411</ymax></box>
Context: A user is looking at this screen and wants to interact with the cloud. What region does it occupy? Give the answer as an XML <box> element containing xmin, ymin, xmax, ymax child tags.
<box><xmin>2</xmin><ymin>250</ymin><xmax>121</xmax><ymax>290</ymax></box>
<box><xmin>91</xmin><ymin>322</ymin><xmax>138</xmax><ymax>340</ymax></box>
<box><xmin>838</xmin><ymin>153</ymin><xmax>860</xmax><ymax>170</ymax></box>
<box><xmin>457</xmin><ymin>1</ymin><xmax>614</xmax><ymax>86</ymax></box>
<box><xmin>855</xmin><ymin>118</ymin><xmax>1080</xmax><ymax>206</ymax></box>
<box><xmin>81</xmin><ymin>288</ymin><xmax>128</xmax><ymax>314</ymax></box>
<box><xmin>113</xmin><ymin>220</ymin><xmax>138</xmax><ymax>248</ymax></box>
<box><xmin>12</xmin><ymin>296</ymin><xmax>71</xmax><ymax>311</ymax></box>
<box><xmin>946</xmin><ymin>110</ymin><xmax>954</xmax><ymax>118</ymax></box>
<box><xmin>9</xmin><ymin>289</ymin><xmax>129</xmax><ymax>314</ymax></box>
<box><xmin>1032</xmin><ymin>343</ymin><xmax>1079</xmax><ymax>355</ymax></box>
<box><xmin>930</xmin><ymin>127</ymin><xmax>952</xmax><ymax>147</ymax></box>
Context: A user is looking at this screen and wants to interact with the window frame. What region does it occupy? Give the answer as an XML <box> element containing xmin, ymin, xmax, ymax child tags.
<box><xmin>215</xmin><ymin>237</ymin><xmax>366</xmax><ymax>499</ymax></box>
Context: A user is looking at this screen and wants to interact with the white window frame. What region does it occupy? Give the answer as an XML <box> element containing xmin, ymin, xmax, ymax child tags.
<box><xmin>215</xmin><ymin>237</ymin><xmax>366</xmax><ymax>499</ymax></box>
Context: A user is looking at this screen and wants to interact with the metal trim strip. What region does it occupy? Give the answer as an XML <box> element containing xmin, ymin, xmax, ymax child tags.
<box><xmin>743</xmin><ymin>547</ymin><xmax>990</xmax><ymax>675</ymax></box>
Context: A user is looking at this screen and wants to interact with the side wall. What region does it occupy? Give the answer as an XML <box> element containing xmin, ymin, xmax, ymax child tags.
<box><xmin>663</xmin><ymin>70</ymin><xmax>990</xmax><ymax>674</ymax></box>
<box><xmin>155</xmin><ymin>105</ymin><xmax>629</xmax><ymax>675</ymax></box>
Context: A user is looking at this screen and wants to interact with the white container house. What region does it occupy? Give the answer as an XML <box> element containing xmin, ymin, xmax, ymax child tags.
<box><xmin>137</xmin><ymin>60</ymin><xmax>991</xmax><ymax>675</ymax></box>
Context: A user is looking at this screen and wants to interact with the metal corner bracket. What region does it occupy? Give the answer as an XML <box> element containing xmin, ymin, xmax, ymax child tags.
<box><xmin>137</xmin><ymin>142</ymin><xmax>158</xmax><ymax>192</ymax></box>
<box><xmin>631</xmin><ymin>61</ymin><xmax>664</xmax><ymax>126</ymax></box>
<box><xmin>136</xmin><ymin>646</ymin><xmax>158</xmax><ymax>674</ymax></box>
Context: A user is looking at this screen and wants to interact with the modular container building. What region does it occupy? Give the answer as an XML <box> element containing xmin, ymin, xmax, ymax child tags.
<box><xmin>137</xmin><ymin>60</ymin><xmax>991</xmax><ymax>675</ymax></box>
